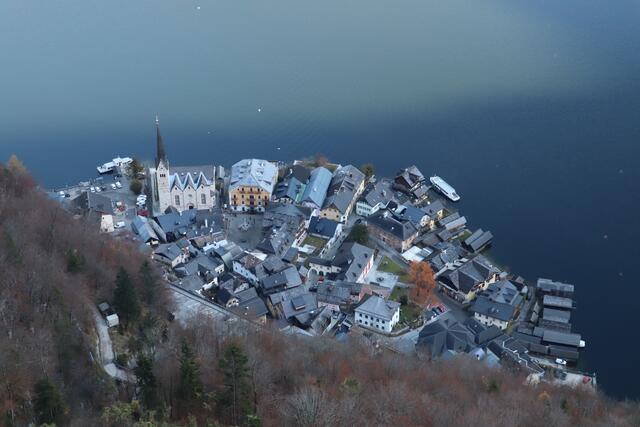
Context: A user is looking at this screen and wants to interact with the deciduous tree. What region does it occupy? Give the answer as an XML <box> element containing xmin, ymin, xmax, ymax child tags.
<box><xmin>408</xmin><ymin>261</ymin><xmax>436</xmax><ymax>305</ymax></box>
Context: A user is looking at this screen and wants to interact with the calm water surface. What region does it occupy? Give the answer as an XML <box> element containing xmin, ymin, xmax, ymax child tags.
<box><xmin>1</xmin><ymin>0</ymin><xmax>639</xmax><ymax>398</ymax></box>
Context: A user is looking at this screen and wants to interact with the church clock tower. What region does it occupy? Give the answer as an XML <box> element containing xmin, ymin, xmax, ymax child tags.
<box><xmin>154</xmin><ymin>116</ymin><xmax>171</xmax><ymax>213</ymax></box>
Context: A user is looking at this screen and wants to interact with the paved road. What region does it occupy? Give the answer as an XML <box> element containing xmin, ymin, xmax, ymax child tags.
<box><xmin>92</xmin><ymin>307</ymin><xmax>134</xmax><ymax>383</ymax></box>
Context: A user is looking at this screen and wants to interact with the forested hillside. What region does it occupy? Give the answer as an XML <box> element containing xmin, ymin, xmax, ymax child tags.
<box><xmin>0</xmin><ymin>160</ymin><xmax>638</xmax><ymax>427</ymax></box>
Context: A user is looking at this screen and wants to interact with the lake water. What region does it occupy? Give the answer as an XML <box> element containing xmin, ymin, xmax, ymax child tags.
<box><xmin>1</xmin><ymin>0</ymin><xmax>639</xmax><ymax>398</ymax></box>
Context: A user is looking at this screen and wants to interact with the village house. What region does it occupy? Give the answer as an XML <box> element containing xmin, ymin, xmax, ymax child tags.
<box><xmin>307</xmin><ymin>216</ymin><xmax>343</xmax><ymax>253</ymax></box>
<box><xmin>300</xmin><ymin>167</ymin><xmax>333</xmax><ymax>210</ymax></box>
<box><xmin>152</xmin><ymin>243</ymin><xmax>189</xmax><ymax>268</ymax></box>
<box><xmin>470</xmin><ymin>280</ymin><xmax>523</xmax><ymax>330</ymax></box>
<box><xmin>392</xmin><ymin>203</ymin><xmax>430</xmax><ymax>229</ymax></box>
<box><xmin>257</xmin><ymin>204</ymin><xmax>312</xmax><ymax>257</ymax></box>
<box><xmin>228</xmin><ymin>159</ymin><xmax>278</xmax><ymax>213</ymax></box>
<box><xmin>437</xmin><ymin>254</ymin><xmax>501</xmax><ymax>302</ymax></box>
<box><xmin>308</xmin><ymin>242</ymin><xmax>374</xmax><ymax>283</ymax></box>
<box><xmin>315</xmin><ymin>282</ymin><xmax>352</xmax><ymax>312</ymax></box>
<box><xmin>273</xmin><ymin>164</ymin><xmax>311</xmax><ymax>204</ymax></box>
<box><xmin>367</xmin><ymin>209</ymin><xmax>419</xmax><ymax>252</ymax></box>
<box><xmin>356</xmin><ymin>178</ymin><xmax>397</xmax><ymax>217</ymax></box>
<box><xmin>355</xmin><ymin>295</ymin><xmax>400</xmax><ymax>334</ymax></box>
<box><xmin>320</xmin><ymin>165</ymin><xmax>366</xmax><ymax>222</ymax></box>
<box><xmin>217</xmin><ymin>287</ymin><xmax>269</xmax><ymax>324</ymax></box>
<box><xmin>393</xmin><ymin>165</ymin><xmax>429</xmax><ymax>200</ymax></box>
<box><xmin>232</xmin><ymin>252</ymin><xmax>265</xmax><ymax>284</ymax></box>
<box><xmin>147</xmin><ymin>119</ymin><xmax>217</xmax><ymax>214</ymax></box>
<box><xmin>132</xmin><ymin>216</ymin><xmax>160</xmax><ymax>245</ymax></box>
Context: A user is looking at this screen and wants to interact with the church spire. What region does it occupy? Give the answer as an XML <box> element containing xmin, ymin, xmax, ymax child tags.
<box><xmin>155</xmin><ymin>115</ymin><xmax>167</xmax><ymax>168</ymax></box>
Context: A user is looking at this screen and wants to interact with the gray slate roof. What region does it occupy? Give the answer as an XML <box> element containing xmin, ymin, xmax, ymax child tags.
<box><xmin>332</xmin><ymin>242</ymin><xmax>373</xmax><ymax>282</ymax></box>
<box><xmin>308</xmin><ymin>216</ymin><xmax>340</xmax><ymax>239</ymax></box>
<box><xmin>229</xmin><ymin>159</ymin><xmax>277</xmax><ymax>193</ymax></box>
<box><xmin>322</xmin><ymin>165</ymin><xmax>365</xmax><ymax>214</ymax></box>
<box><xmin>367</xmin><ymin>210</ymin><xmax>418</xmax><ymax>241</ymax></box>
<box><xmin>355</xmin><ymin>295</ymin><xmax>399</xmax><ymax>321</ymax></box>
<box><xmin>301</xmin><ymin>167</ymin><xmax>332</xmax><ymax>207</ymax></box>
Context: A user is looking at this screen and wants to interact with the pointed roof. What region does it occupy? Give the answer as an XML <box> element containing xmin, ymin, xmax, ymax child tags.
<box><xmin>155</xmin><ymin>116</ymin><xmax>168</xmax><ymax>167</ymax></box>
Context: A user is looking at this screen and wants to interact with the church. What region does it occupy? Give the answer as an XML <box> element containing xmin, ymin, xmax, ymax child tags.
<box><xmin>147</xmin><ymin>119</ymin><xmax>217</xmax><ymax>214</ymax></box>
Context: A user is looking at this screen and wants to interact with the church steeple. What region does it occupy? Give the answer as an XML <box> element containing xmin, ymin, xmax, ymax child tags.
<box><xmin>155</xmin><ymin>115</ymin><xmax>168</xmax><ymax>168</ymax></box>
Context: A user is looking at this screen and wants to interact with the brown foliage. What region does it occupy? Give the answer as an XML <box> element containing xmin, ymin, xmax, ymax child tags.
<box><xmin>0</xmin><ymin>163</ymin><xmax>169</xmax><ymax>425</ymax></box>
<box><xmin>408</xmin><ymin>261</ymin><xmax>437</xmax><ymax>305</ymax></box>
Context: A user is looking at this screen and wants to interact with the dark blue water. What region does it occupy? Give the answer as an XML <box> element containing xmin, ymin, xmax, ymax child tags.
<box><xmin>1</xmin><ymin>0</ymin><xmax>639</xmax><ymax>398</ymax></box>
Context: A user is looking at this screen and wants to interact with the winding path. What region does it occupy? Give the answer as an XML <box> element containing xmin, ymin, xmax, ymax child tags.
<box><xmin>92</xmin><ymin>307</ymin><xmax>135</xmax><ymax>383</ymax></box>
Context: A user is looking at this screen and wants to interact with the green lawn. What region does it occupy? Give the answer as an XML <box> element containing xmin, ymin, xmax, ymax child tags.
<box><xmin>302</xmin><ymin>235</ymin><xmax>328</xmax><ymax>255</ymax></box>
<box><xmin>400</xmin><ymin>303</ymin><xmax>421</xmax><ymax>324</ymax></box>
<box><xmin>378</xmin><ymin>256</ymin><xmax>406</xmax><ymax>275</ymax></box>
<box><xmin>389</xmin><ymin>286</ymin><xmax>407</xmax><ymax>302</ymax></box>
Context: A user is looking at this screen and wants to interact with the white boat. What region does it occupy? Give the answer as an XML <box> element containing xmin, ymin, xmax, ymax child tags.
<box><xmin>97</xmin><ymin>156</ymin><xmax>133</xmax><ymax>174</ymax></box>
<box><xmin>430</xmin><ymin>175</ymin><xmax>460</xmax><ymax>202</ymax></box>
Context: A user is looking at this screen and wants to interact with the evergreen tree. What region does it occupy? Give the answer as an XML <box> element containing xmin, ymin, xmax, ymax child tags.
<box><xmin>129</xmin><ymin>179</ymin><xmax>143</xmax><ymax>195</ymax></box>
<box><xmin>113</xmin><ymin>267</ymin><xmax>140</xmax><ymax>326</ymax></box>
<box><xmin>139</xmin><ymin>261</ymin><xmax>157</xmax><ymax>305</ymax></box>
<box><xmin>177</xmin><ymin>341</ymin><xmax>202</xmax><ymax>402</ymax></box>
<box><xmin>348</xmin><ymin>224</ymin><xmax>369</xmax><ymax>245</ymax></box>
<box><xmin>33</xmin><ymin>378</ymin><xmax>66</xmax><ymax>426</ymax></box>
<box><xmin>217</xmin><ymin>342</ymin><xmax>251</xmax><ymax>426</ymax></box>
<box><xmin>359</xmin><ymin>163</ymin><xmax>375</xmax><ymax>179</ymax></box>
<box><xmin>65</xmin><ymin>249</ymin><xmax>84</xmax><ymax>273</ymax></box>
<box><xmin>134</xmin><ymin>354</ymin><xmax>157</xmax><ymax>409</ymax></box>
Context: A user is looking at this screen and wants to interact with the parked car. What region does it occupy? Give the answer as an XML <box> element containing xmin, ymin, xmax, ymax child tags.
<box><xmin>114</xmin><ymin>221</ymin><xmax>126</xmax><ymax>229</ymax></box>
<box><xmin>555</xmin><ymin>358</ymin><xmax>567</xmax><ymax>366</ymax></box>
<box><xmin>111</xmin><ymin>183</ymin><xmax>117</xmax><ymax>190</ymax></box>
<box><xmin>115</xmin><ymin>181</ymin><xmax>122</xmax><ymax>189</ymax></box>
<box><xmin>90</xmin><ymin>186</ymin><xmax>96</xmax><ymax>193</ymax></box>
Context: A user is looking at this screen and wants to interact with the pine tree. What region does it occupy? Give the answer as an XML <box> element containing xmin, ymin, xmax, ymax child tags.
<box><xmin>139</xmin><ymin>261</ymin><xmax>157</xmax><ymax>305</ymax></box>
<box><xmin>134</xmin><ymin>354</ymin><xmax>157</xmax><ymax>409</ymax></box>
<box><xmin>33</xmin><ymin>378</ymin><xmax>66</xmax><ymax>426</ymax></box>
<box><xmin>113</xmin><ymin>267</ymin><xmax>140</xmax><ymax>326</ymax></box>
<box><xmin>217</xmin><ymin>342</ymin><xmax>251</xmax><ymax>426</ymax></box>
<box><xmin>177</xmin><ymin>341</ymin><xmax>202</xmax><ymax>402</ymax></box>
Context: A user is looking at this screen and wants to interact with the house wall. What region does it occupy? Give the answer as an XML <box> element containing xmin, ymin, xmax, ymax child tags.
<box><xmin>232</xmin><ymin>260</ymin><xmax>258</xmax><ymax>284</ymax></box>
<box><xmin>367</xmin><ymin>224</ymin><xmax>416</xmax><ymax>252</ymax></box>
<box><xmin>355</xmin><ymin>254</ymin><xmax>374</xmax><ymax>284</ymax></box>
<box><xmin>308</xmin><ymin>263</ymin><xmax>339</xmax><ymax>276</ymax></box>
<box><xmin>473</xmin><ymin>312</ymin><xmax>508</xmax><ymax>330</ymax></box>
<box><xmin>229</xmin><ymin>186</ymin><xmax>272</xmax><ymax>213</ymax></box>
<box><xmin>319</xmin><ymin>206</ymin><xmax>342</xmax><ymax>222</ymax></box>
<box><xmin>356</xmin><ymin>201</ymin><xmax>384</xmax><ymax>217</ymax></box>
<box><xmin>355</xmin><ymin>309</ymin><xmax>399</xmax><ymax>333</ymax></box>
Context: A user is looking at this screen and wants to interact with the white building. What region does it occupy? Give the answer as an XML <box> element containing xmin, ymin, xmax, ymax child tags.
<box><xmin>147</xmin><ymin>118</ymin><xmax>217</xmax><ymax>214</ymax></box>
<box><xmin>355</xmin><ymin>295</ymin><xmax>400</xmax><ymax>334</ymax></box>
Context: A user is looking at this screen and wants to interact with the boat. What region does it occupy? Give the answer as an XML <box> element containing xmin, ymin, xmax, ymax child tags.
<box><xmin>97</xmin><ymin>156</ymin><xmax>133</xmax><ymax>174</ymax></box>
<box><xmin>430</xmin><ymin>175</ymin><xmax>460</xmax><ymax>202</ymax></box>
